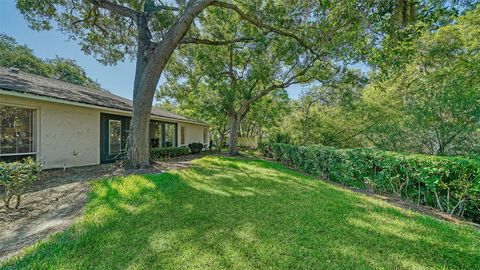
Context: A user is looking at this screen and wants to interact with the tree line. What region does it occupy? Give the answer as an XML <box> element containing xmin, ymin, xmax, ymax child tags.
<box><xmin>0</xmin><ymin>34</ymin><xmax>100</xmax><ymax>89</ymax></box>
<box><xmin>282</xmin><ymin>5</ymin><xmax>480</xmax><ymax>156</ymax></box>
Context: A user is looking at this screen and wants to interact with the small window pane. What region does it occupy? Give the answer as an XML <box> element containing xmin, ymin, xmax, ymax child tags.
<box><xmin>0</xmin><ymin>106</ymin><xmax>35</xmax><ymax>155</ymax></box>
<box><xmin>109</xmin><ymin>120</ymin><xmax>122</xmax><ymax>155</ymax></box>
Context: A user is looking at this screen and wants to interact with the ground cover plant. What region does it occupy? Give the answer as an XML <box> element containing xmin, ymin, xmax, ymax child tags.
<box><xmin>188</xmin><ymin>143</ymin><xmax>204</xmax><ymax>154</ymax></box>
<box><xmin>259</xmin><ymin>143</ymin><xmax>480</xmax><ymax>223</ymax></box>
<box><xmin>2</xmin><ymin>156</ymin><xmax>479</xmax><ymax>269</ymax></box>
<box><xmin>0</xmin><ymin>157</ymin><xmax>42</xmax><ymax>209</ymax></box>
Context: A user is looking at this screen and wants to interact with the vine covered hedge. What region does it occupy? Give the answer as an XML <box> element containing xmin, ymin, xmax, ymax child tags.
<box><xmin>259</xmin><ymin>142</ymin><xmax>480</xmax><ymax>222</ymax></box>
<box><xmin>150</xmin><ymin>146</ymin><xmax>190</xmax><ymax>160</ymax></box>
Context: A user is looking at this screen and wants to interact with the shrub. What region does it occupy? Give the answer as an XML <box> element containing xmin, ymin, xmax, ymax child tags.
<box><xmin>188</xmin><ymin>142</ymin><xmax>204</xmax><ymax>154</ymax></box>
<box><xmin>150</xmin><ymin>146</ymin><xmax>190</xmax><ymax>160</ymax></box>
<box><xmin>0</xmin><ymin>157</ymin><xmax>42</xmax><ymax>209</ymax></box>
<box><xmin>268</xmin><ymin>132</ymin><xmax>292</xmax><ymax>144</ymax></box>
<box><xmin>260</xmin><ymin>143</ymin><xmax>480</xmax><ymax>223</ymax></box>
<box><xmin>258</xmin><ymin>142</ymin><xmax>273</xmax><ymax>158</ymax></box>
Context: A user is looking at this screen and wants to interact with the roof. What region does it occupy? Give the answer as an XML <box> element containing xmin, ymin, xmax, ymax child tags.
<box><xmin>0</xmin><ymin>67</ymin><xmax>209</xmax><ymax>125</ymax></box>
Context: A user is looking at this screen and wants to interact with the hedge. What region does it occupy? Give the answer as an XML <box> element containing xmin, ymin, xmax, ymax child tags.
<box><xmin>259</xmin><ymin>142</ymin><xmax>480</xmax><ymax>223</ymax></box>
<box><xmin>188</xmin><ymin>142</ymin><xmax>204</xmax><ymax>154</ymax></box>
<box><xmin>150</xmin><ymin>146</ymin><xmax>190</xmax><ymax>160</ymax></box>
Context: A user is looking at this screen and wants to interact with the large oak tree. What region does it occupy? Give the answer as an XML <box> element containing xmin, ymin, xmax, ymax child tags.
<box><xmin>16</xmin><ymin>0</ymin><xmax>426</xmax><ymax>166</ymax></box>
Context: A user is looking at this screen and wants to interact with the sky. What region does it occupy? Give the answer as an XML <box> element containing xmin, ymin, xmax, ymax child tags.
<box><xmin>0</xmin><ymin>0</ymin><xmax>305</xmax><ymax>100</ymax></box>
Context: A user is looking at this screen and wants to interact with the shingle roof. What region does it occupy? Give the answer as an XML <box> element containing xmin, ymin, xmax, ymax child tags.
<box><xmin>0</xmin><ymin>67</ymin><xmax>209</xmax><ymax>125</ymax></box>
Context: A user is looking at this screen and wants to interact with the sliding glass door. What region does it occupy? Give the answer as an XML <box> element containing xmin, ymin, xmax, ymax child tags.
<box><xmin>101</xmin><ymin>115</ymin><xmax>178</xmax><ymax>163</ymax></box>
<box><xmin>149</xmin><ymin>121</ymin><xmax>177</xmax><ymax>148</ymax></box>
<box><xmin>100</xmin><ymin>113</ymin><xmax>129</xmax><ymax>163</ymax></box>
<box><xmin>0</xmin><ymin>105</ymin><xmax>36</xmax><ymax>162</ymax></box>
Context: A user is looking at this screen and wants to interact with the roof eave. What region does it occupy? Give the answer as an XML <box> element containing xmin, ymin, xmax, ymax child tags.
<box><xmin>0</xmin><ymin>88</ymin><xmax>213</xmax><ymax>127</ymax></box>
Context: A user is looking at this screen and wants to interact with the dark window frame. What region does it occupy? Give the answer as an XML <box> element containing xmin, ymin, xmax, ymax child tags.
<box><xmin>149</xmin><ymin>120</ymin><xmax>178</xmax><ymax>148</ymax></box>
<box><xmin>0</xmin><ymin>104</ymin><xmax>37</xmax><ymax>161</ymax></box>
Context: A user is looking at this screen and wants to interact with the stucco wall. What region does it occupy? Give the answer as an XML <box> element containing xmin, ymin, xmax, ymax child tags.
<box><xmin>1</xmin><ymin>95</ymin><xmax>100</xmax><ymax>169</ymax></box>
<box><xmin>179</xmin><ymin>123</ymin><xmax>209</xmax><ymax>147</ymax></box>
<box><xmin>238</xmin><ymin>137</ymin><xmax>259</xmax><ymax>148</ymax></box>
<box><xmin>2</xmin><ymin>94</ymin><xmax>211</xmax><ymax>168</ymax></box>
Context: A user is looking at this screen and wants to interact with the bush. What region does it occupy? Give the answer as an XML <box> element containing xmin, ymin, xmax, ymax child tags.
<box><xmin>188</xmin><ymin>142</ymin><xmax>204</xmax><ymax>154</ymax></box>
<box><xmin>150</xmin><ymin>146</ymin><xmax>190</xmax><ymax>160</ymax></box>
<box><xmin>258</xmin><ymin>142</ymin><xmax>273</xmax><ymax>157</ymax></box>
<box><xmin>260</xmin><ymin>143</ymin><xmax>480</xmax><ymax>223</ymax></box>
<box><xmin>268</xmin><ymin>132</ymin><xmax>292</xmax><ymax>144</ymax></box>
<box><xmin>0</xmin><ymin>157</ymin><xmax>42</xmax><ymax>209</ymax></box>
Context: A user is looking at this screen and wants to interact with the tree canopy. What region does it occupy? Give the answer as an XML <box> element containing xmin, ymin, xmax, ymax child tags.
<box><xmin>15</xmin><ymin>0</ymin><xmax>478</xmax><ymax>165</ymax></box>
<box><xmin>278</xmin><ymin>5</ymin><xmax>480</xmax><ymax>156</ymax></box>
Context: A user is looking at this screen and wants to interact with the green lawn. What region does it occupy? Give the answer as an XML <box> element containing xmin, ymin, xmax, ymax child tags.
<box><xmin>2</xmin><ymin>156</ymin><xmax>479</xmax><ymax>269</ymax></box>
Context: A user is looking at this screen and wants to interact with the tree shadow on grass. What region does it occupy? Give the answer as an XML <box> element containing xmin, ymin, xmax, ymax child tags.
<box><xmin>2</xmin><ymin>156</ymin><xmax>479</xmax><ymax>269</ymax></box>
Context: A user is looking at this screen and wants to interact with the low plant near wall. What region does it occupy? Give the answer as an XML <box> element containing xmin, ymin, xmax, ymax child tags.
<box><xmin>188</xmin><ymin>142</ymin><xmax>204</xmax><ymax>154</ymax></box>
<box><xmin>259</xmin><ymin>142</ymin><xmax>480</xmax><ymax>223</ymax></box>
<box><xmin>0</xmin><ymin>157</ymin><xmax>42</xmax><ymax>209</ymax></box>
<box><xmin>150</xmin><ymin>146</ymin><xmax>191</xmax><ymax>160</ymax></box>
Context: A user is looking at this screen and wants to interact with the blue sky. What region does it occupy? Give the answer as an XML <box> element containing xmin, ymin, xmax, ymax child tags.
<box><xmin>0</xmin><ymin>0</ymin><xmax>304</xmax><ymax>100</ymax></box>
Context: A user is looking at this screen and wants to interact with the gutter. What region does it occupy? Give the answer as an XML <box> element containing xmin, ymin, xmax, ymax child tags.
<box><xmin>0</xmin><ymin>88</ymin><xmax>213</xmax><ymax>127</ymax></box>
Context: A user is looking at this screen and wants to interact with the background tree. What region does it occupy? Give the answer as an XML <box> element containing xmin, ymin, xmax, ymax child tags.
<box><xmin>238</xmin><ymin>91</ymin><xmax>290</xmax><ymax>144</ymax></box>
<box><xmin>280</xmin><ymin>5</ymin><xmax>480</xmax><ymax>156</ymax></box>
<box><xmin>48</xmin><ymin>57</ymin><xmax>101</xmax><ymax>89</ymax></box>
<box><xmin>0</xmin><ymin>34</ymin><xmax>100</xmax><ymax>88</ymax></box>
<box><xmin>159</xmin><ymin>21</ymin><xmax>333</xmax><ymax>154</ymax></box>
<box><xmin>360</xmin><ymin>6</ymin><xmax>480</xmax><ymax>155</ymax></box>
<box><xmin>285</xmin><ymin>69</ymin><xmax>367</xmax><ymax>147</ymax></box>
<box><xmin>365</xmin><ymin>0</ymin><xmax>476</xmax><ymax>78</ymax></box>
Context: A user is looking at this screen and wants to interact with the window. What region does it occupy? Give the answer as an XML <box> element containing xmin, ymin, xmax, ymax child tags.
<box><xmin>164</xmin><ymin>123</ymin><xmax>176</xmax><ymax>147</ymax></box>
<box><xmin>109</xmin><ymin>120</ymin><xmax>122</xmax><ymax>155</ymax></box>
<box><xmin>0</xmin><ymin>105</ymin><xmax>36</xmax><ymax>161</ymax></box>
<box><xmin>149</xmin><ymin>121</ymin><xmax>177</xmax><ymax>148</ymax></box>
<box><xmin>180</xmin><ymin>126</ymin><xmax>185</xmax><ymax>145</ymax></box>
<box><xmin>149</xmin><ymin>121</ymin><xmax>161</xmax><ymax>148</ymax></box>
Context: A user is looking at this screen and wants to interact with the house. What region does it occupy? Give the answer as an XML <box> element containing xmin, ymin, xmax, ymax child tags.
<box><xmin>0</xmin><ymin>67</ymin><xmax>211</xmax><ymax>169</ymax></box>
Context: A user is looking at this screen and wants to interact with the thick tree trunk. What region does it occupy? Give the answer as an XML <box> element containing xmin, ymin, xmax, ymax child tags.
<box><xmin>229</xmin><ymin>114</ymin><xmax>240</xmax><ymax>155</ymax></box>
<box><xmin>125</xmin><ymin>82</ymin><xmax>155</xmax><ymax>168</ymax></box>
<box><xmin>125</xmin><ymin>0</ymin><xmax>215</xmax><ymax>168</ymax></box>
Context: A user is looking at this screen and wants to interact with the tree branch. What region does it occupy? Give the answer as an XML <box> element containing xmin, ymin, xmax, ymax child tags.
<box><xmin>181</xmin><ymin>36</ymin><xmax>254</xmax><ymax>45</ymax></box>
<box><xmin>238</xmin><ymin>59</ymin><xmax>317</xmax><ymax>117</ymax></box>
<box><xmin>88</xmin><ymin>0</ymin><xmax>139</xmax><ymax>19</ymax></box>
<box><xmin>144</xmin><ymin>0</ymin><xmax>179</xmax><ymax>16</ymax></box>
<box><xmin>212</xmin><ymin>1</ymin><xmax>324</xmax><ymax>60</ymax></box>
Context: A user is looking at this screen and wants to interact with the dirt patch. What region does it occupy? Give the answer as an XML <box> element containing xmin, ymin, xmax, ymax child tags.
<box><xmin>0</xmin><ymin>181</ymin><xmax>89</xmax><ymax>261</ymax></box>
<box><xmin>0</xmin><ymin>152</ymin><xmax>213</xmax><ymax>262</ymax></box>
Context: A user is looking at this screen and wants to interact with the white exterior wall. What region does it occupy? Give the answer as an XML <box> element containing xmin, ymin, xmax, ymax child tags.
<box><xmin>238</xmin><ymin>137</ymin><xmax>259</xmax><ymax>148</ymax></box>
<box><xmin>178</xmin><ymin>123</ymin><xmax>209</xmax><ymax>148</ymax></box>
<box><xmin>1</xmin><ymin>95</ymin><xmax>100</xmax><ymax>169</ymax></box>
<box><xmin>1</xmin><ymin>94</ymin><xmax>211</xmax><ymax>169</ymax></box>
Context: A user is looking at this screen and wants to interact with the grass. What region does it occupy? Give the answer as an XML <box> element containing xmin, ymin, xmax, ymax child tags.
<box><xmin>2</xmin><ymin>156</ymin><xmax>479</xmax><ymax>269</ymax></box>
